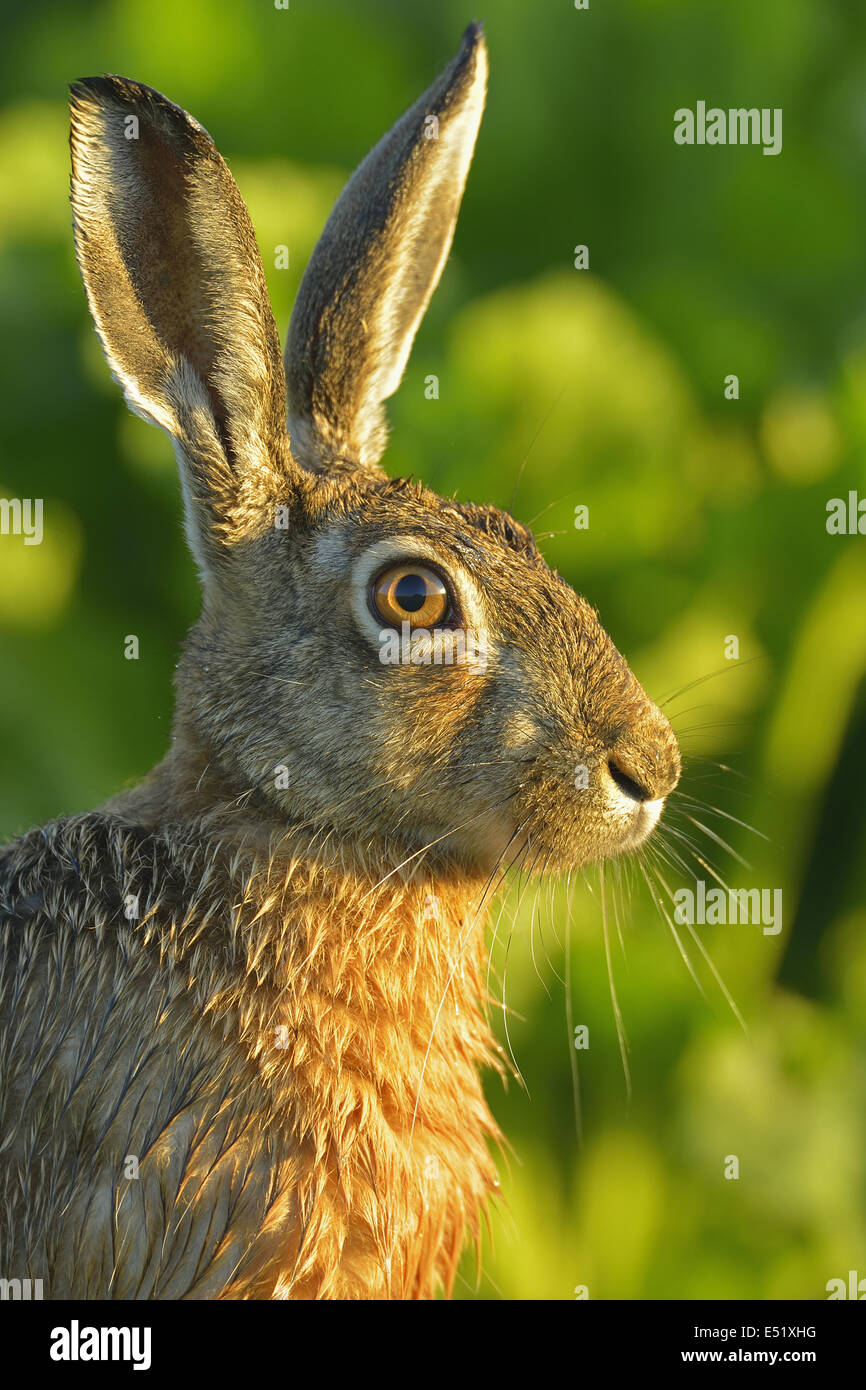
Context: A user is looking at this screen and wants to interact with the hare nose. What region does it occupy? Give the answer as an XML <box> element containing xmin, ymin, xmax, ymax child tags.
<box><xmin>606</xmin><ymin>710</ymin><xmax>681</xmax><ymax>803</ymax></box>
<box><xmin>607</xmin><ymin>756</ymin><xmax>654</xmax><ymax>803</ymax></box>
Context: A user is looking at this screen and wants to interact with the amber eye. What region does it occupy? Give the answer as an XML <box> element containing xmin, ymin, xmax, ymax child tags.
<box><xmin>371</xmin><ymin>562</ymin><xmax>452</xmax><ymax>629</ymax></box>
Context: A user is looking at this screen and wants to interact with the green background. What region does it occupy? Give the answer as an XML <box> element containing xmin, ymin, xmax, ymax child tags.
<box><xmin>0</xmin><ymin>0</ymin><xmax>864</xmax><ymax>1300</ymax></box>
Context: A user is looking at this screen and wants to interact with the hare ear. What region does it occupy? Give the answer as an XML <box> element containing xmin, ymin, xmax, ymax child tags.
<box><xmin>69</xmin><ymin>77</ymin><xmax>292</xmax><ymax>574</ymax></box>
<box><xmin>285</xmin><ymin>23</ymin><xmax>488</xmax><ymax>475</ymax></box>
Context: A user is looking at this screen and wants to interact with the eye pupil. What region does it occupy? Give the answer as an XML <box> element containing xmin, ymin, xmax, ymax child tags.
<box><xmin>370</xmin><ymin>560</ymin><xmax>452</xmax><ymax>631</ymax></box>
<box><xmin>394</xmin><ymin>573</ymin><xmax>428</xmax><ymax>612</ymax></box>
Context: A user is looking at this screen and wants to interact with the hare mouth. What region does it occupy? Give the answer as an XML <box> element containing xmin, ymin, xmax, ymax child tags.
<box><xmin>614</xmin><ymin>796</ymin><xmax>664</xmax><ymax>853</ymax></box>
<box><xmin>457</xmin><ymin>797</ymin><xmax>666</xmax><ymax>876</ymax></box>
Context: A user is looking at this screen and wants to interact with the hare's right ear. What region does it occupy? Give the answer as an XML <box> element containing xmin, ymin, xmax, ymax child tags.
<box><xmin>286</xmin><ymin>23</ymin><xmax>488</xmax><ymax>475</ymax></box>
<box><xmin>70</xmin><ymin>77</ymin><xmax>291</xmax><ymax>574</ymax></box>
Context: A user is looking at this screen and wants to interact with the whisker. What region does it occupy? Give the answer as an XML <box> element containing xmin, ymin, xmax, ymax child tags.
<box><xmin>677</xmin><ymin>813</ymin><xmax>752</xmax><ymax>870</ymax></box>
<box><xmin>247</xmin><ymin>670</ymin><xmax>310</xmax><ymax>687</ymax></box>
<box><xmin>661</xmin><ymin>825</ymin><xmax>738</xmax><ymax>896</ymax></box>
<box><xmin>498</xmin><ymin>841</ymin><xmax>545</xmax><ymax>1094</ymax></box>
<box><xmin>644</xmin><ymin>856</ymin><xmax>748</xmax><ymax>1034</ymax></box>
<box><xmin>658</xmin><ymin>655</ymin><xmax>764</xmax><ymax>710</ymax></box>
<box><xmin>508</xmin><ymin>382</ymin><xmax>568</xmax><ymax>512</ymax></box>
<box><xmin>361</xmin><ymin>811</ymin><xmax>489</xmax><ymax>897</ymax></box>
<box><xmin>600</xmin><ymin>862</ymin><xmax>631</xmax><ymax>1101</ymax></box>
<box><xmin>410</xmin><ymin>823</ymin><xmax>531</xmax><ymax>1141</ymax></box>
<box><xmin>564</xmin><ymin>870</ymin><xmax>582</xmax><ymax>1146</ymax></box>
<box><xmin>637</xmin><ymin>850</ymin><xmax>706</xmax><ymax>999</ymax></box>
<box><xmin>671</xmin><ymin>794</ymin><xmax>769</xmax><ymax>842</ymax></box>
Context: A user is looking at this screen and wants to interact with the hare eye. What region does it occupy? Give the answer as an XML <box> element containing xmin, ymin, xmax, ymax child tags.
<box><xmin>371</xmin><ymin>562</ymin><xmax>451</xmax><ymax>629</ymax></box>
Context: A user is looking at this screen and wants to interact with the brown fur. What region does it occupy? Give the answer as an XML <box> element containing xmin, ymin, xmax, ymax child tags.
<box><xmin>0</xmin><ymin>809</ymin><xmax>498</xmax><ymax>1298</ymax></box>
<box><xmin>0</xmin><ymin>24</ymin><xmax>678</xmax><ymax>1299</ymax></box>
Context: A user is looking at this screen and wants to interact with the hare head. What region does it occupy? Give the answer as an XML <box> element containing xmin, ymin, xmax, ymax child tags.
<box><xmin>70</xmin><ymin>23</ymin><xmax>679</xmax><ymax>879</ymax></box>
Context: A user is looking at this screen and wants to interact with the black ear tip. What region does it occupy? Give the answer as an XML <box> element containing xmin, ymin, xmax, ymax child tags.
<box><xmin>448</xmin><ymin>20</ymin><xmax>487</xmax><ymax>90</ymax></box>
<box><xmin>70</xmin><ymin>74</ymin><xmax>126</xmax><ymax>97</ymax></box>
<box><xmin>69</xmin><ymin>77</ymin><xmax>99</xmax><ymax>105</ymax></box>
<box><xmin>69</xmin><ymin>78</ymin><xmax>115</xmax><ymax>130</ymax></box>
<box><xmin>69</xmin><ymin>75</ymin><xmax>144</xmax><ymax>117</ymax></box>
<box><xmin>68</xmin><ymin>75</ymin><xmax>213</xmax><ymax>146</ymax></box>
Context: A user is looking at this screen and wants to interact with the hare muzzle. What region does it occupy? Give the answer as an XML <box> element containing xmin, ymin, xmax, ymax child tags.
<box><xmin>482</xmin><ymin>587</ymin><xmax>682</xmax><ymax>875</ymax></box>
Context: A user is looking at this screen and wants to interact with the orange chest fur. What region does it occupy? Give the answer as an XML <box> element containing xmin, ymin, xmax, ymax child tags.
<box><xmin>210</xmin><ymin>870</ymin><xmax>502</xmax><ymax>1298</ymax></box>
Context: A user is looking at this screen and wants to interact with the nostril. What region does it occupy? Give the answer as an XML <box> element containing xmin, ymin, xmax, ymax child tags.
<box><xmin>607</xmin><ymin>757</ymin><xmax>651</xmax><ymax>804</ymax></box>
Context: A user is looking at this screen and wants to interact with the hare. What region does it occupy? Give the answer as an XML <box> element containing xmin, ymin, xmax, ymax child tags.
<box><xmin>0</xmin><ymin>23</ymin><xmax>679</xmax><ymax>1300</ymax></box>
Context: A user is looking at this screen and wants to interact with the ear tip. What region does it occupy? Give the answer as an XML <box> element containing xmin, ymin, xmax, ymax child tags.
<box><xmin>68</xmin><ymin>75</ymin><xmax>209</xmax><ymax>142</ymax></box>
<box><xmin>69</xmin><ymin>76</ymin><xmax>151</xmax><ymax>135</ymax></box>
<box><xmin>450</xmin><ymin>21</ymin><xmax>489</xmax><ymax>103</ymax></box>
<box><xmin>460</xmin><ymin>20</ymin><xmax>488</xmax><ymax>65</ymax></box>
<box><xmin>461</xmin><ymin>19</ymin><xmax>486</xmax><ymax>48</ymax></box>
<box><xmin>70</xmin><ymin>75</ymin><xmax>149</xmax><ymax>110</ymax></box>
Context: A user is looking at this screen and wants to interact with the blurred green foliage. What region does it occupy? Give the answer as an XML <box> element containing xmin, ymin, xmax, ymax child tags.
<box><xmin>0</xmin><ymin>0</ymin><xmax>864</xmax><ymax>1300</ymax></box>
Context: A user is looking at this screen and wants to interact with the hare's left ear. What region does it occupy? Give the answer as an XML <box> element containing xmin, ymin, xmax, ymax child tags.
<box><xmin>286</xmin><ymin>23</ymin><xmax>488</xmax><ymax>475</ymax></box>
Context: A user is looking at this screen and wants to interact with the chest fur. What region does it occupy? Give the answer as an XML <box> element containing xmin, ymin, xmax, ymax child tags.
<box><xmin>221</xmin><ymin>864</ymin><xmax>503</xmax><ymax>1298</ymax></box>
